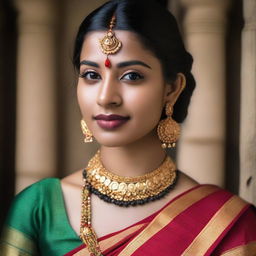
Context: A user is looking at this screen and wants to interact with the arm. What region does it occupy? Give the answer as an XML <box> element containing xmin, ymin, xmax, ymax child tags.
<box><xmin>0</xmin><ymin>182</ymin><xmax>41</xmax><ymax>255</ymax></box>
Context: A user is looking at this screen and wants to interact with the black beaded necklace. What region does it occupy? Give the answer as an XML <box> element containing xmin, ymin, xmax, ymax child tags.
<box><xmin>82</xmin><ymin>169</ymin><xmax>179</xmax><ymax>207</ymax></box>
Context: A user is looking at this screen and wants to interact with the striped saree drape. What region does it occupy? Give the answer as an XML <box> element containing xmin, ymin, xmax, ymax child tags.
<box><xmin>65</xmin><ymin>185</ymin><xmax>256</xmax><ymax>256</ymax></box>
<box><xmin>1</xmin><ymin>180</ymin><xmax>256</xmax><ymax>256</ymax></box>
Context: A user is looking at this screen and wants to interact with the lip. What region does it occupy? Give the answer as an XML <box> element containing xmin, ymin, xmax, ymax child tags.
<box><xmin>94</xmin><ymin>114</ymin><xmax>129</xmax><ymax>121</ymax></box>
<box><xmin>94</xmin><ymin>114</ymin><xmax>130</xmax><ymax>130</ymax></box>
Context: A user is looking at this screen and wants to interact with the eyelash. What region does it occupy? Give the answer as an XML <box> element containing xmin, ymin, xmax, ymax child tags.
<box><xmin>79</xmin><ymin>71</ymin><xmax>100</xmax><ymax>80</ymax></box>
<box><xmin>121</xmin><ymin>72</ymin><xmax>144</xmax><ymax>81</ymax></box>
<box><xmin>79</xmin><ymin>71</ymin><xmax>144</xmax><ymax>82</ymax></box>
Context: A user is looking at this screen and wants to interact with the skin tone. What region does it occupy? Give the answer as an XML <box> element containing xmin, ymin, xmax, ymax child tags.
<box><xmin>61</xmin><ymin>31</ymin><xmax>198</xmax><ymax>238</ymax></box>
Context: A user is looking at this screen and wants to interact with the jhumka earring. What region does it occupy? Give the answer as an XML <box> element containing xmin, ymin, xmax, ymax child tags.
<box><xmin>99</xmin><ymin>15</ymin><xmax>122</xmax><ymax>68</ymax></box>
<box><xmin>81</xmin><ymin>119</ymin><xmax>93</xmax><ymax>143</ymax></box>
<box><xmin>157</xmin><ymin>103</ymin><xmax>181</xmax><ymax>148</ymax></box>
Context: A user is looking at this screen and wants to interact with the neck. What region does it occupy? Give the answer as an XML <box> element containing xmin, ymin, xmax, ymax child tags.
<box><xmin>100</xmin><ymin>131</ymin><xmax>169</xmax><ymax>177</ymax></box>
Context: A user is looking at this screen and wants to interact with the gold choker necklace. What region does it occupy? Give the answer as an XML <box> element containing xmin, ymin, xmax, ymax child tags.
<box><xmin>80</xmin><ymin>151</ymin><xmax>178</xmax><ymax>255</ymax></box>
<box><xmin>84</xmin><ymin>150</ymin><xmax>178</xmax><ymax>206</ymax></box>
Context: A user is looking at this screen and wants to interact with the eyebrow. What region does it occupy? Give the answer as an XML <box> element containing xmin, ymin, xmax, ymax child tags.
<box><xmin>117</xmin><ymin>60</ymin><xmax>152</xmax><ymax>69</ymax></box>
<box><xmin>80</xmin><ymin>60</ymin><xmax>99</xmax><ymax>68</ymax></box>
<box><xmin>79</xmin><ymin>60</ymin><xmax>152</xmax><ymax>69</ymax></box>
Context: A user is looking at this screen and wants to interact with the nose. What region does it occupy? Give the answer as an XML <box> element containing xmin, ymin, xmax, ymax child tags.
<box><xmin>97</xmin><ymin>76</ymin><xmax>122</xmax><ymax>108</ymax></box>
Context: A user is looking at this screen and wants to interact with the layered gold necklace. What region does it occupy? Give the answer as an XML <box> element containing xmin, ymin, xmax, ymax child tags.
<box><xmin>80</xmin><ymin>150</ymin><xmax>178</xmax><ymax>255</ymax></box>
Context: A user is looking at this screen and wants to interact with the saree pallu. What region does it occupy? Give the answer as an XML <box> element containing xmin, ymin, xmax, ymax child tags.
<box><xmin>1</xmin><ymin>178</ymin><xmax>256</xmax><ymax>256</ymax></box>
<box><xmin>65</xmin><ymin>185</ymin><xmax>256</xmax><ymax>256</ymax></box>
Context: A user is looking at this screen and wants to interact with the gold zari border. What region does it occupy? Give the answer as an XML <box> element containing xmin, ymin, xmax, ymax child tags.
<box><xmin>118</xmin><ymin>185</ymin><xmax>219</xmax><ymax>256</ymax></box>
<box><xmin>181</xmin><ymin>195</ymin><xmax>248</xmax><ymax>255</ymax></box>
<box><xmin>0</xmin><ymin>226</ymin><xmax>37</xmax><ymax>255</ymax></box>
<box><xmin>220</xmin><ymin>241</ymin><xmax>256</xmax><ymax>256</ymax></box>
<box><xmin>73</xmin><ymin>223</ymin><xmax>145</xmax><ymax>256</ymax></box>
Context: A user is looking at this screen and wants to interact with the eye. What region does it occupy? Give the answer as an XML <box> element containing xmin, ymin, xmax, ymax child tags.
<box><xmin>121</xmin><ymin>72</ymin><xmax>144</xmax><ymax>82</ymax></box>
<box><xmin>79</xmin><ymin>71</ymin><xmax>101</xmax><ymax>80</ymax></box>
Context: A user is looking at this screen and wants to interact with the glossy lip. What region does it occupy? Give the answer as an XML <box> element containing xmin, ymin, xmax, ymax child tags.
<box><xmin>94</xmin><ymin>114</ymin><xmax>130</xmax><ymax>130</ymax></box>
<box><xmin>94</xmin><ymin>114</ymin><xmax>130</xmax><ymax>121</ymax></box>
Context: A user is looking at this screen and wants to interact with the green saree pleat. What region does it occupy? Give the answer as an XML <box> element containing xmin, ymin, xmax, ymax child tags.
<box><xmin>0</xmin><ymin>178</ymin><xmax>83</xmax><ymax>256</ymax></box>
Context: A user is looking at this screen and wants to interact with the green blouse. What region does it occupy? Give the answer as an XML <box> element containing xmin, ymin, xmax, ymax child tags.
<box><xmin>0</xmin><ymin>178</ymin><xmax>83</xmax><ymax>256</ymax></box>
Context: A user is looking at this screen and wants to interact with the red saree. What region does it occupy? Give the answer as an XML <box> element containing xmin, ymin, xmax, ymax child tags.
<box><xmin>65</xmin><ymin>185</ymin><xmax>256</xmax><ymax>256</ymax></box>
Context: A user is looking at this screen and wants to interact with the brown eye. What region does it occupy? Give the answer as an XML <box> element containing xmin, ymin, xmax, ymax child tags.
<box><xmin>121</xmin><ymin>72</ymin><xmax>144</xmax><ymax>81</ymax></box>
<box><xmin>79</xmin><ymin>71</ymin><xmax>101</xmax><ymax>80</ymax></box>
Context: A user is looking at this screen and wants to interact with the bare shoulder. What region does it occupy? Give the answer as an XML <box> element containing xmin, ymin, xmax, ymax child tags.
<box><xmin>175</xmin><ymin>171</ymin><xmax>199</xmax><ymax>194</ymax></box>
<box><xmin>61</xmin><ymin>169</ymin><xmax>84</xmax><ymax>188</ymax></box>
<box><xmin>60</xmin><ymin>169</ymin><xmax>84</xmax><ymax>207</ymax></box>
<box><xmin>60</xmin><ymin>170</ymin><xmax>84</xmax><ymax>235</ymax></box>
<box><xmin>179</xmin><ymin>171</ymin><xmax>199</xmax><ymax>186</ymax></box>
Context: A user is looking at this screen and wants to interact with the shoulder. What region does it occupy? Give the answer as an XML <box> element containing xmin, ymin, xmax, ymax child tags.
<box><xmin>4</xmin><ymin>178</ymin><xmax>61</xmax><ymax>237</ymax></box>
<box><xmin>61</xmin><ymin>169</ymin><xmax>83</xmax><ymax>187</ymax></box>
<box><xmin>198</xmin><ymin>185</ymin><xmax>256</xmax><ymax>254</ymax></box>
<box><xmin>177</xmin><ymin>172</ymin><xmax>247</xmax><ymax>209</ymax></box>
<box><xmin>176</xmin><ymin>181</ymin><xmax>256</xmax><ymax>254</ymax></box>
<box><xmin>190</xmin><ymin>183</ymin><xmax>251</xmax><ymax>216</ymax></box>
<box><xmin>212</xmin><ymin>204</ymin><xmax>256</xmax><ymax>255</ymax></box>
<box><xmin>176</xmin><ymin>174</ymin><xmax>252</xmax><ymax>226</ymax></box>
<box><xmin>13</xmin><ymin>178</ymin><xmax>60</xmax><ymax>203</ymax></box>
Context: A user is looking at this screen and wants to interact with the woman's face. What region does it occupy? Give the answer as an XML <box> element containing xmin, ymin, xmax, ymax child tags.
<box><xmin>77</xmin><ymin>31</ymin><xmax>176</xmax><ymax>147</ymax></box>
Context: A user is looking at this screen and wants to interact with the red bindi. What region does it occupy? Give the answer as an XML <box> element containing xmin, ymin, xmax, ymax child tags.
<box><xmin>105</xmin><ymin>57</ymin><xmax>111</xmax><ymax>68</ymax></box>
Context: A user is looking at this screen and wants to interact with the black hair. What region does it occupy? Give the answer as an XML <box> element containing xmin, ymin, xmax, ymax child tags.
<box><xmin>73</xmin><ymin>0</ymin><xmax>196</xmax><ymax>123</ymax></box>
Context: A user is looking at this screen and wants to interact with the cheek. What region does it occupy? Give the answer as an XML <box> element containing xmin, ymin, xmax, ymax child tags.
<box><xmin>126</xmin><ymin>85</ymin><xmax>165</xmax><ymax>125</ymax></box>
<box><xmin>77</xmin><ymin>83</ymin><xmax>95</xmax><ymax>117</ymax></box>
<box><xmin>137</xmin><ymin>98</ymin><xmax>163</xmax><ymax>128</ymax></box>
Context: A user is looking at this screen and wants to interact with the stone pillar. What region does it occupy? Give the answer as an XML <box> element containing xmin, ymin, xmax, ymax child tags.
<box><xmin>178</xmin><ymin>0</ymin><xmax>230</xmax><ymax>186</ymax></box>
<box><xmin>15</xmin><ymin>0</ymin><xmax>57</xmax><ymax>192</ymax></box>
<box><xmin>239</xmin><ymin>0</ymin><xmax>256</xmax><ymax>204</ymax></box>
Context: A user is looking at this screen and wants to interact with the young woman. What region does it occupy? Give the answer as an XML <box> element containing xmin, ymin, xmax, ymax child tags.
<box><xmin>1</xmin><ymin>0</ymin><xmax>256</xmax><ymax>255</ymax></box>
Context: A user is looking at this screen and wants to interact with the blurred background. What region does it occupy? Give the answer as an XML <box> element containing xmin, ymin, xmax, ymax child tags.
<box><xmin>1</xmin><ymin>0</ymin><xmax>255</xmax><ymax>230</ymax></box>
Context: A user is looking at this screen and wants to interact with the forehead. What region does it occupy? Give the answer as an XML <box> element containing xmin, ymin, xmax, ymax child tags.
<box><xmin>80</xmin><ymin>31</ymin><xmax>159</xmax><ymax>65</ymax></box>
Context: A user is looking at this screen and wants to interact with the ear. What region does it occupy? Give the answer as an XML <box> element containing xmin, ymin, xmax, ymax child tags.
<box><xmin>164</xmin><ymin>73</ymin><xmax>186</xmax><ymax>106</ymax></box>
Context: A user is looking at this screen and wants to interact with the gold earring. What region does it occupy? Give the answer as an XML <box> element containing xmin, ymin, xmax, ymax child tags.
<box><xmin>157</xmin><ymin>103</ymin><xmax>181</xmax><ymax>148</ymax></box>
<box><xmin>81</xmin><ymin>119</ymin><xmax>93</xmax><ymax>143</ymax></box>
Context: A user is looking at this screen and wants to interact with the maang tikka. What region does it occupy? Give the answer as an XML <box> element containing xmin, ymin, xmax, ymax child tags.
<box><xmin>99</xmin><ymin>15</ymin><xmax>122</xmax><ymax>68</ymax></box>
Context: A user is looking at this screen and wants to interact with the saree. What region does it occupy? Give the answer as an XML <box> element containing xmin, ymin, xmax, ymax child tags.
<box><xmin>1</xmin><ymin>178</ymin><xmax>256</xmax><ymax>256</ymax></box>
<box><xmin>65</xmin><ymin>185</ymin><xmax>256</xmax><ymax>256</ymax></box>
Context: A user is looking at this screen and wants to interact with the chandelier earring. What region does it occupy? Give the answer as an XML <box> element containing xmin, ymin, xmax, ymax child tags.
<box><xmin>157</xmin><ymin>103</ymin><xmax>181</xmax><ymax>148</ymax></box>
<box><xmin>80</xmin><ymin>119</ymin><xmax>93</xmax><ymax>143</ymax></box>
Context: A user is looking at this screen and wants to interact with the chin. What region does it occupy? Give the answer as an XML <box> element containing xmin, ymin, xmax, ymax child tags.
<box><xmin>93</xmin><ymin>131</ymin><xmax>137</xmax><ymax>147</ymax></box>
<box><xmin>94</xmin><ymin>130</ymin><xmax>157</xmax><ymax>148</ymax></box>
<box><xmin>96</xmin><ymin>138</ymin><xmax>134</xmax><ymax>148</ymax></box>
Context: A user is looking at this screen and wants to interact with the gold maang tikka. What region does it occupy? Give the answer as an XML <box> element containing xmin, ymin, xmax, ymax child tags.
<box><xmin>99</xmin><ymin>15</ymin><xmax>122</xmax><ymax>68</ymax></box>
